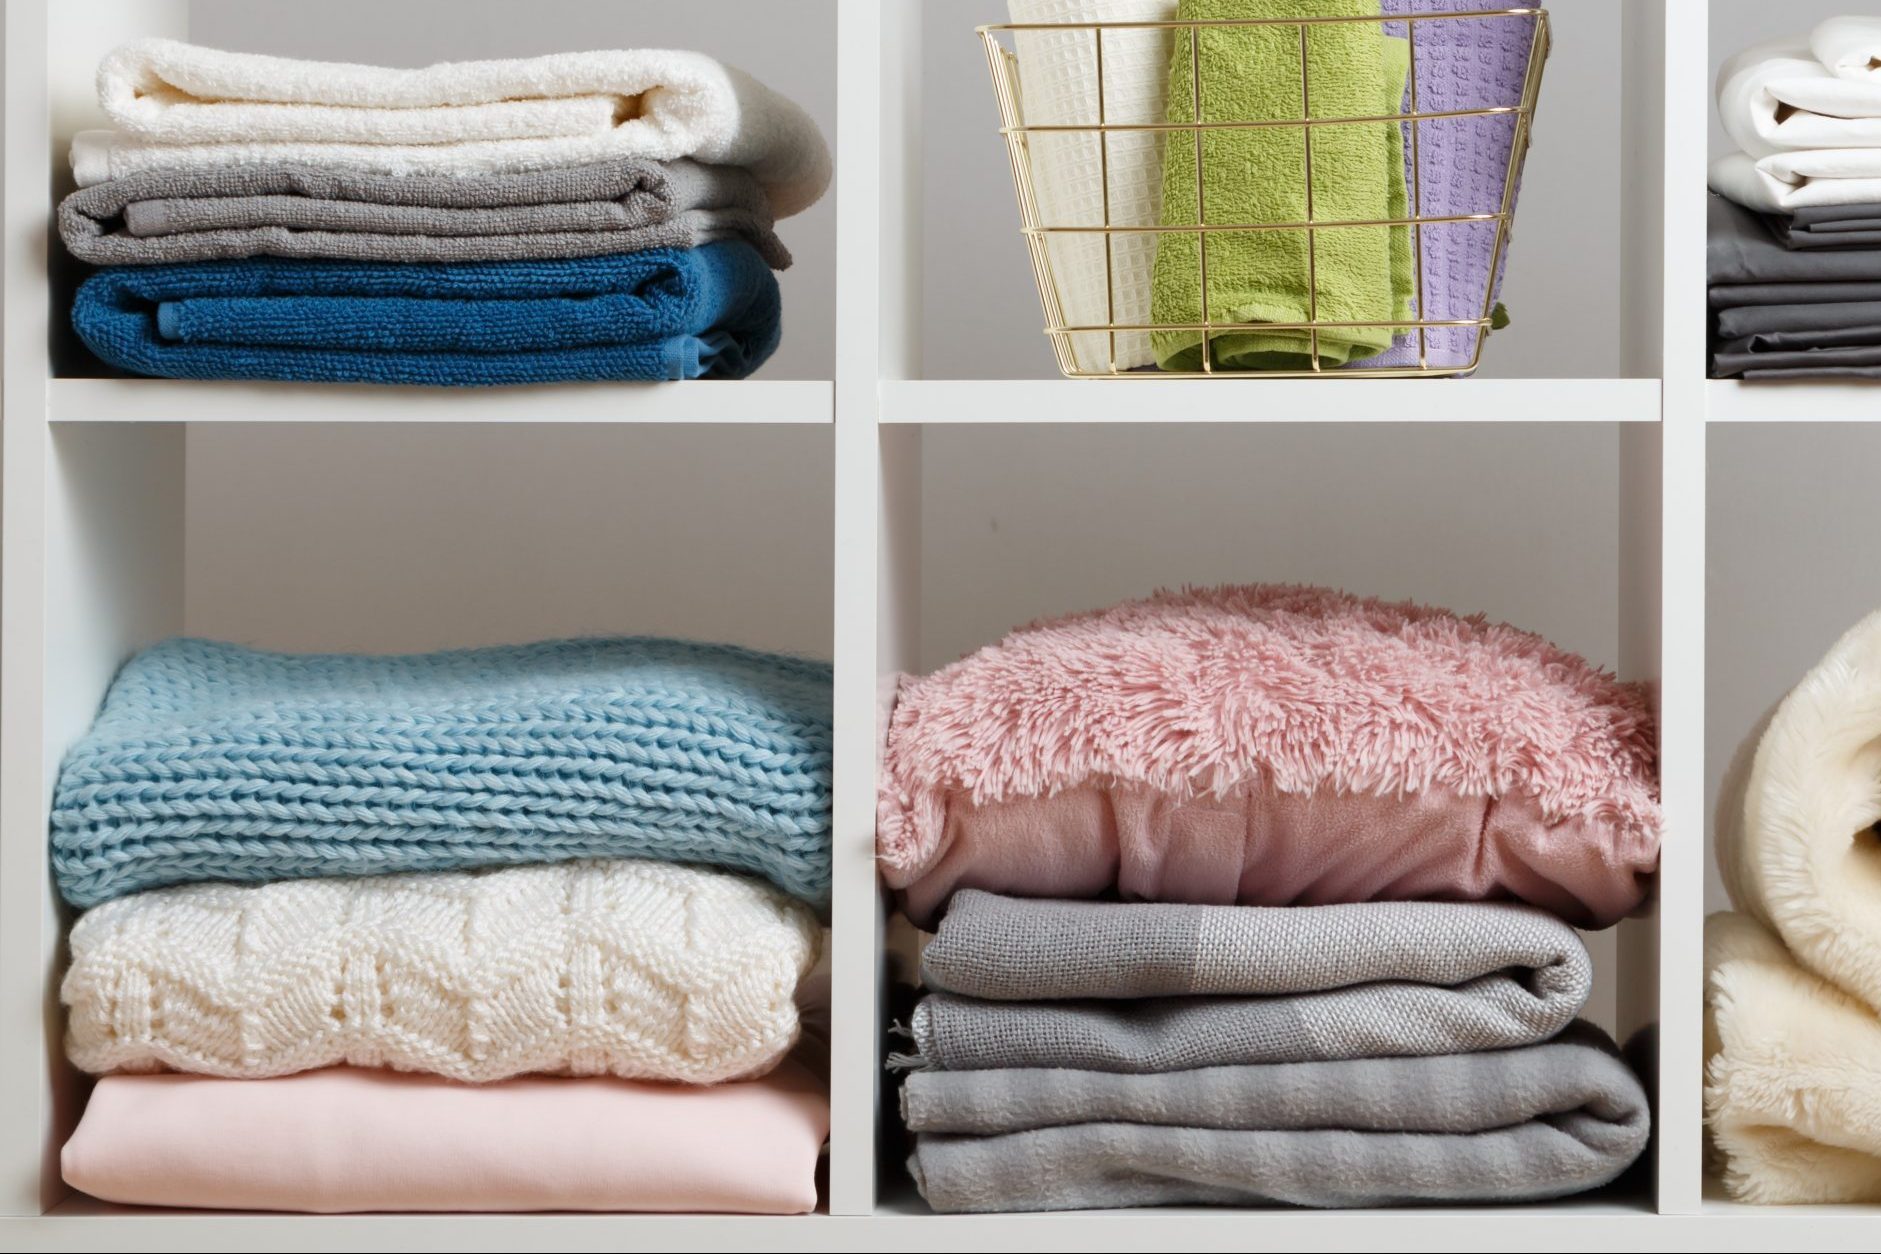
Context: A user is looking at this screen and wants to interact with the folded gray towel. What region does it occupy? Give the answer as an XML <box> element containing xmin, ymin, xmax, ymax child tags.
<box><xmin>905</xmin><ymin>1024</ymin><xmax>1650</xmax><ymax>1211</ymax></box>
<box><xmin>58</xmin><ymin>160</ymin><xmax>790</xmax><ymax>268</ymax></box>
<box><xmin>903</xmin><ymin>893</ymin><xmax>1590</xmax><ymax>1071</ymax></box>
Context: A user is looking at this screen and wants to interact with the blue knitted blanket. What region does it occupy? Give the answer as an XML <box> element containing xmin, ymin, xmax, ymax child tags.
<box><xmin>52</xmin><ymin>636</ymin><xmax>832</xmax><ymax>908</ymax></box>
<box><xmin>70</xmin><ymin>240</ymin><xmax>781</xmax><ymax>385</ymax></box>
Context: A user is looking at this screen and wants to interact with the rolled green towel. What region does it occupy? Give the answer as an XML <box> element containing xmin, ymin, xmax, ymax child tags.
<box><xmin>1151</xmin><ymin>0</ymin><xmax>1414</xmax><ymax>371</ymax></box>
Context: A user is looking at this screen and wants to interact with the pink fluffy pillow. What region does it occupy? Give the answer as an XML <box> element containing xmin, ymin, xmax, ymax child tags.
<box><xmin>877</xmin><ymin>586</ymin><xmax>1660</xmax><ymax>928</ymax></box>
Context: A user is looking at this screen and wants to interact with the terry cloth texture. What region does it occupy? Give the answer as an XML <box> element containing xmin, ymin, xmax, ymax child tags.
<box><xmin>70</xmin><ymin>241</ymin><xmax>781</xmax><ymax>385</ymax></box>
<box><xmin>1705</xmin><ymin>912</ymin><xmax>1881</xmax><ymax>1203</ymax></box>
<box><xmin>80</xmin><ymin>40</ymin><xmax>831</xmax><ymax>217</ymax></box>
<box><xmin>58</xmin><ymin>160</ymin><xmax>790</xmax><ymax>268</ymax></box>
<box><xmin>902</xmin><ymin>906</ymin><xmax>1589</xmax><ymax>1073</ymax></box>
<box><xmin>50</xmin><ymin>635</ymin><xmax>832</xmax><ymax>908</ymax></box>
<box><xmin>920</xmin><ymin>891</ymin><xmax>1593</xmax><ymax>1007</ymax></box>
<box><xmin>63</xmin><ymin>859</ymin><xmax>823</xmax><ymax>1085</ymax></box>
<box><xmin>1151</xmin><ymin>0</ymin><xmax>1413</xmax><ymax>371</ymax></box>
<box><xmin>1365</xmin><ymin>0</ymin><xmax>1537</xmax><ymax>372</ymax></box>
<box><xmin>64</xmin><ymin>1058</ymin><xmax>829</xmax><ymax>1213</ymax></box>
<box><xmin>876</xmin><ymin>585</ymin><xmax>1661</xmax><ymax>930</ymax></box>
<box><xmin>1006</xmin><ymin>0</ymin><xmax>1177</xmax><ymax>374</ymax></box>
<box><xmin>902</xmin><ymin>1023</ymin><xmax>1649</xmax><ymax>1211</ymax></box>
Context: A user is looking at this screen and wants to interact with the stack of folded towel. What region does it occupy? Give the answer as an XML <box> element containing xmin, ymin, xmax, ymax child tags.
<box><xmin>877</xmin><ymin>585</ymin><xmax>1659</xmax><ymax>1212</ymax></box>
<box><xmin>1707</xmin><ymin>608</ymin><xmax>1881</xmax><ymax>1203</ymax></box>
<box><xmin>58</xmin><ymin>41</ymin><xmax>830</xmax><ymax>385</ymax></box>
<box><xmin>53</xmin><ymin>636</ymin><xmax>835</xmax><ymax>1214</ymax></box>
<box><xmin>1709</xmin><ymin>17</ymin><xmax>1881</xmax><ymax>381</ymax></box>
<box><xmin>1007</xmin><ymin>0</ymin><xmax>1536</xmax><ymax>374</ymax></box>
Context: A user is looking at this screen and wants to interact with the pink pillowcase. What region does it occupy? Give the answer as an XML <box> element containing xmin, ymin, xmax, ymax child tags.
<box><xmin>64</xmin><ymin>1061</ymin><xmax>828</xmax><ymax>1214</ymax></box>
<box><xmin>878</xmin><ymin>586</ymin><xmax>1661</xmax><ymax>929</ymax></box>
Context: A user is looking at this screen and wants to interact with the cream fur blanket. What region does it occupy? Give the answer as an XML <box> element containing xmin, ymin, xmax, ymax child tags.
<box><xmin>74</xmin><ymin>40</ymin><xmax>831</xmax><ymax>217</ymax></box>
<box><xmin>1708</xmin><ymin>607</ymin><xmax>1881</xmax><ymax>1202</ymax></box>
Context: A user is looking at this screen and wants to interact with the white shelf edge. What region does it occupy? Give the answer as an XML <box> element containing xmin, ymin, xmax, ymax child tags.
<box><xmin>880</xmin><ymin>379</ymin><xmax>1662</xmax><ymax>424</ymax></box>
<box><xmin>45</xmin><ymin>378</ymin><xmax>835</xmax><ymax>425</ymax></box>
<box><xmin>1705</xmin><ymin>379</ymin><xmax>1881</xmax><ymax>423</ymax></box>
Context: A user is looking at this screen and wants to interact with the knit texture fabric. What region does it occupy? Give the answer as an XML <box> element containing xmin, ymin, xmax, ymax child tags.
<box><xmin>81</xmin><ymin>40</ymin><xmax>831</xmax><ymax>217</ymax></box>
<box><xmin>904</xmin><ymin>1025</ymin><xmax>1649</xmax><ymax>1211</ymax></box>
<box><xmin>902</xmin><ymin>899</ymin><xmax>1591</xmax><ymax>1072</ymax></box>
<box><xmin>63</xmin><ymin>859</ymin><xmax>823</xmax><ymax>1084</ymax></box>
<box><xmin>71</xmin><ymin>240</ymin><xmax>781</xmax><ymax>385</ymax></box>
<box><xmin>51</xmin><ymin>635</ymin><xmax>832</xmax><ymax>908</ymax></box>
<box><xmin>58</xmin><ymin>159</ymin><xmax>790</xmax><ymax>268</ymax></box>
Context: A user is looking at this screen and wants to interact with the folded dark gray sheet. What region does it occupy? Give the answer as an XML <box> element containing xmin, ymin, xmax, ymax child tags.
<box><xmin>1710</xmin><ymin>281</ymin><xmax>1881</xmax><ymax>308</ymax></box>
<box><xmin>906</xmin><ymin>1025</ymin><xmax>1650</xmax><ymax>1212</ymax></box>
<box><xmin>1713</xmin><ymin>342</ymin><xmax>1881</xmax><ymax>377</ymax></box>
<box><xmin>1792</xmin><ymin>203</ymin><xmax>1881</xmax><ymax>229</ymax></box>
<box><xmin>1716</xmin><ymin>301</ymin><xmax>1881</xmax><ymax>341</ymax></box>
<box><xmin>1738</xmin><ymin>366</ymin><xmax>1881</xmax><ymax>380</ymax></box>
<box><xmin>59</xmin><ymin>160</ymin><xmax>790</xmax><ymax>268</ymax></box>
<box><xmin>1763</xmin><ymin>210</ymin><xmax>1881</xmax><ymax>250</ymax></box>
<box><xmin>1710</xmin><ymin>195</ymin><xmax>1881</xmax><ymax>286</ymax></box>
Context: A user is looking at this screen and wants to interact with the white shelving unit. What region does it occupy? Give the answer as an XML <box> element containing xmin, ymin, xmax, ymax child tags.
<box><xmin>3</xmin><ymin>0</ymin><xmax>1876</xmax><ymax>1245</ymax></box>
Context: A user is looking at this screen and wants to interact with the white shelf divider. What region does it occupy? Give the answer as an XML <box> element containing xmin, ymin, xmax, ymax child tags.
<box><xmin>881</xmin><ymin>378</ymin><xmax>1661</xmax><ymax>423</ymax></box>
<box><xmin>1707</xmin><ymin>379</ymin><xmax>1881</xmax><ymax>422</ymax></box>
<box><xmin>46</xmin><ymin>379</ymin><xmax>835</xmax><ymax>424</ymax></box>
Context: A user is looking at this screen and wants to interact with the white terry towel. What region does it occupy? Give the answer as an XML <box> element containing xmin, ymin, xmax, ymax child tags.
<box><xmin>1705</xmin><ymin>605</ymin><xmax>1881</xmax><ymax>1201</ymax></box>
<box><xmin>76</xmin><ymin>40</ymin><xmax>831</xmax><ymax>217</ymax></box>
<box><xmin>1709</xmin><ymin>150</ymin><xmax>1881</xmax><ymax>213</ymax></box>
<box><xmin>1007</xmin><ymin>0</ymin><xmax>1176</xmax><ymax>374</ymax></box>
<box><xmin>1812</xmin><ymin>15</ymin><xmax>1881</xmax><ymax>82</ymax></box>
<box><xmin>1715</xmin><ymin>38</ymin><xmax>1881</xmax><ymax>160</ymax></box>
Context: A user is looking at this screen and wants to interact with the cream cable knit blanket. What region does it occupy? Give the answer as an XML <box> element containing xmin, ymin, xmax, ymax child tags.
<box><xmin>63</xmin><ymin>860</ymin><xmax>823</xmax><ymax>1085</ymax></box>
<box><xmin>76</xmin><ymin>40</ymin><xmax>832</xmax><ymax>217</ymax></box>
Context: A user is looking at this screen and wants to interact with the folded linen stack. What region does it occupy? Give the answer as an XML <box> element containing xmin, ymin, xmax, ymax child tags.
<box><xmin>53</xmin><ymin>636</ymin><xmax>835</xmax><ymax>1213</ymax></box>
<box><xmin>877</xmin><ymin>585</ymin><xmax>1659</xmax><ymax>1212</ymax></box>
<box><xmin>59</xmin><ymin>41</ymin><xmax>831</xmax><ymax>385</ymax></box>
<box><xmin>1709</xmin><ymin>17</ymin><xmax>1881</xmax><ymax>381</ymax></box>
<box><xmin>1706</xmin><ymin>609</ymin><xmax>1881</xmax><ymax>1203</ymax></box>
<box><xmin>1006</xmin><ymin>0</ymin><xmax>1535</xmax><ymax>374</ymax></box>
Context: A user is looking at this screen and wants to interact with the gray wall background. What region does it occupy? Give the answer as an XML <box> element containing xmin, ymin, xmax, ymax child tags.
<box><xmin>193</xmin><ymin>0</ymin><xmax>837</xmax><ymax>381</ymax></box>
<box><xmin>921</xmin><ymin>1</ymin><xmax>1624</xmax><ymax>379</ymax></box>
<box><xmin>1707</xmin><ymin>426</ymin><xmax>1881</xmax><ymax>913</ymax></box>
<box><xmin>1707</xmin><ymin>0</ymin><xmax>1874</xmax><ymax>160</ymax></box>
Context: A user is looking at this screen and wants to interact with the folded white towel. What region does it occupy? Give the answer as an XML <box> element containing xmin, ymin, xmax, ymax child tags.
<box><xmin>1812</xmin><ymin>15</ymin><xmax>1881</xmax><ymax>82</ymax></box>
<box><xmin>81</xmin><ymin>40</ymin><xmax>831</xmax><ymax>217</ymax></box>
<box><xmin>1710</xmin><ymin>150</ymin><xmax>1881</xmax><ymax>212</ymax></box>
<box><xmin>1008</xmin><ymin>0</ymin><xmax>1176</xmax><ymax>373</ymax></box>
<box><xmin>1716</xmin><ymin>38</ymin><xmax>1881</xmax><ymax>159</ymax></box>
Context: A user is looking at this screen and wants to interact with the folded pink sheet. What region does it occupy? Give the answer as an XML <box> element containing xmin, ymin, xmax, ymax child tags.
<box><xmin>63</xmin><ymin>1060</ymin><xmax>828</xmax><ymax>1213</ymax></box>
<box><xmin>878</xmin><ymin>586</ymin><xmax>1660</xmax><ymax>930</ymax></box>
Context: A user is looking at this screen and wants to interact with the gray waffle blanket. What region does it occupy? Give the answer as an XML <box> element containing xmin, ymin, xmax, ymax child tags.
<box><xmin>905</xmin><ymin>1022</ymin><xmax>1650</xmax><ymax>1211</ymax></box>
<box><xmin>904</xmin><ymin>892</ymin><xmax>1591</xmax><ymax>1070</ymax></box>
<box><xmin>59</xmin><ymin>159</ymin><xmax>790</xmax><ymax>268</ymax></box>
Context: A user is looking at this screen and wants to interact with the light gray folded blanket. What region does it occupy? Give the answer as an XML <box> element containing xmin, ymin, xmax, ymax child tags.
<box><xmin>58</xmin><ymin>160</ymin><xmax>790</xmax><ymax>268</ymax></box>
<box><xmin>905</xmin><ymin>1023</ymin><xmax>1650</xmax><ymax>1212</ymax></box>
<box><xmin>902</xmin><ymin>893</ymin><xmax>1590</xmax><ymax>1070</ymax></box>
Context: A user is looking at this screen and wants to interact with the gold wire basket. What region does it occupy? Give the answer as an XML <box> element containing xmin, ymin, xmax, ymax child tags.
<box><xmin>979</xmin><ymin>7</ymin><xmax>1550</xmax><ymax>378</ymax></box>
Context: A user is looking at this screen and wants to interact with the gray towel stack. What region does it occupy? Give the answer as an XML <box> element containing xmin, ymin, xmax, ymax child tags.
<box><xmin>897</xmin><ymin>891</ymin><xmax>1651</xmax><ymax>1213</ymax></box>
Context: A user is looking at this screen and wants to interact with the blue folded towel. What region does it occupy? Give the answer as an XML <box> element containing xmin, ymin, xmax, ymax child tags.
<box><xmin>71</xmin><ymin>240</ymin><xmax>782</xmax><ymax>385</ymax></box>
<box><xmin>52</xmin><ymin>636</ymin><xmax>833</xmax><ymax>908</ymax></box>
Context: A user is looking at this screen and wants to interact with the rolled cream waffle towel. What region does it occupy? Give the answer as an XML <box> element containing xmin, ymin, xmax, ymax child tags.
<box><xmin>1705</xmin><ymin>606</ymin><xmax>1881</xmax><ymax>1201</ymax></box>
<box><xmin>75</xmin><ymin>40</ymin><xmax>831</xmax><ymax>217</ymax></box>
<box><xmin>62</xmin><ymin>859</ymin><xmax>824</xmax><ymax>1086</ymax></box>
<box><xmin>876</xmin><ymin>585</ymin><xmax>1661</xmax><ymax>930</ymax></box>
<box><xmin>1006</xmin><ymin>0</ymin><xmax>1176</xmax><ymax>373</ymax></box>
